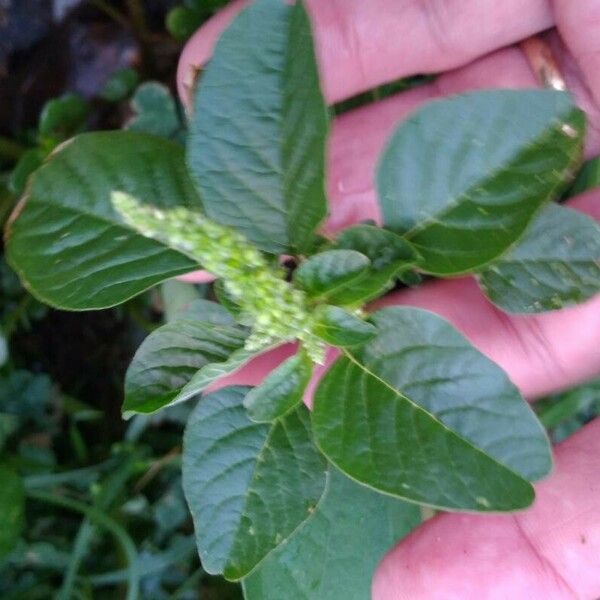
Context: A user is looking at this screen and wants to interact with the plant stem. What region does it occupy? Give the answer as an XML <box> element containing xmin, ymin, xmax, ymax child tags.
<box><xmin>133</xmin><ymin>445</ymin><xmax>180</xmax><ymax>493</ymax></box>
<box><xmin>27</xmin><ymin>490</ymin><xmax>140</xmax><ymax>600</ymax></box>
<box><xmin>23</xmin><ymin>458</ymin><xmax>118</xmax><ymax>489</ymax></box>
<box><xmin>55</xmin><ymin>456</ymin><xmax>138</xmax><ymax>600</ymax></box>
<box><xmin>89</xmin><ymin>0</ymin><xmax>130</xmax><ymax>30</ymax></box>
<box><xmin>3</xmin><ymin>295</ymin><xmax>32</xmax><ymax>338</ymax></box>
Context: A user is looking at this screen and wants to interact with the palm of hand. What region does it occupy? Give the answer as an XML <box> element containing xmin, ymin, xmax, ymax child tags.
<box><xmin>178</xmin><ymin>1</ymin><xmax>600</xmax><ymax>597</ymax></box>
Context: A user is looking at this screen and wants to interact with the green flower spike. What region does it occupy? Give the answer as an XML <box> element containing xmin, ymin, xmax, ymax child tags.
<box><xmin>111</xmin><ymin>192</ymin><xmax>325</xmax><ymax>363</ymax></box>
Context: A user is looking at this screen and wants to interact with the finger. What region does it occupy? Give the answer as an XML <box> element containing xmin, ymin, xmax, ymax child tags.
<box><xmin>176</xmin><ymin>271</ymin><xmax>215</xmax><ymax>284</ymax></box>
<box><xmin>553</xmin><ymin>0</ymin><xmax>600</xmax><ymax>110</ymax></box>
<box><xmin>373</xmin><ymin>417</ymin><xmax>600</xmax><ymax>600</ymax></box>
<box><xmin>546</xmin><ymin>2</ymin><xmax>600</xmax><ymax>153</ymax></box>
<box><xmin>177</xmin><ymin>0</ymin><xmax>552</xmax><ymax>105</ymax></box>
<box><xmin>205</xmin><ymin>342</ymin><xmax>299</xmax><ymax>392</ymax></box>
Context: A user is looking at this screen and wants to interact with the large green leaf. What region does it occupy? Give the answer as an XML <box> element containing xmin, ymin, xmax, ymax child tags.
<box><xmin>363</xmin><ymin>308</ymin><xmax>551</xmax><ymax>480</ymax></box>
<box><xmin>312</xmin><ymin>307</ymin><xmax>552</xmax><ymax>511</ymax></box>
<box><xmin>244</xmin><ymin>466</ymin><xmax>420</xmax><ymax>600</ymax></box>
<box><xmin>187</xmin><ymin>0</ymin><xmax>328</xmax><ymax>254</ymax></box>
<box><xmin>0</xmin><ymin>465</ymin><xmax>25</xmax><ymax>559</ymax></box>
<box><xmin>182</xmin><ymin>387</ymin><xmax>327</xmax><ymax>580</ymax></box>
<box><xmin>478</xmin><ymin>203</ymin><xmax>600</xmax><ymax>313</ymax></box>
<box><xmin>123</xmin><ymin>319</ymin><xmax>247</xmax><ymax>416</ymax></box>
<box><xmin>313</xmin><ymin>359</ymin><xmax>533</xmax><ymax>511</ymax></box>
<box><xmin>378</xmin><ymin>90</ymin><xmax>585</xmax><ymax>275</ymax></box>
<box><xmin>281</xmin><ymin>0</ymin><xmax>330</xmax><ymax>252</ymax></box>
<box><xmin>329</xmin><ymin>224</ymin><xmax>419</xmax><ymax>305</ymax></box>
<box><xmin>5</xmin><ymin>132</ymin><xmax>201</xmax><ymax>310</ymax></box>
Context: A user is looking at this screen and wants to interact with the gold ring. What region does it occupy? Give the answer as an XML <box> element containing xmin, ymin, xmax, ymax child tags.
<box><xmin>520</xmin><ymin>35</ymin><xmax>567</xmax><ymax>91</ymax></box>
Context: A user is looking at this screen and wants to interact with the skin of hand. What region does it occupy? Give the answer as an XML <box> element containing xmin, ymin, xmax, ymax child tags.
<box><xmin>176</xmin><ymin>2</ymin><xmax>600</xmax><ymax>598</ymax></box>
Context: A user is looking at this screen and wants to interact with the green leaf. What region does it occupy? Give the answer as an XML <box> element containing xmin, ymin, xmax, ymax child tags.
<box><xmin>313</xmin><ymin>360</ymin><xmax>534</xmax><ymax>512</ymax></box>
<box><xmin>0</xmin><ymin>465</ymin><xmax>25</xmax><ymax>559</ymax></box>
<box><xmin>244</xmin><ymin>466</ymin><xmax>420</xmax><ymax>600</ymax></box>
<box><xmin>281</xmin><ymin>0</ymin><xmax>329</xmax><ymax>253</ymax></box>
<box><xmin>166</xmin><ymin>6</ymin><xmax>204</xmax><ymax>41</ymax></box>
<box><xmin>569</xmin><ymin>156</ymin><xmax>600</xmax><ymax>196</ymax></box>
<box><xmin>364</xmin><ymin>309</ymin><xmax>552</xmax><ymax>480</ymax></box>
<box><xmin>329</xmin><ymin>224</ymin><xmax>420</xmax><ymax>305</ymax></box>
<box><xmin>187</xmin><ymin>0</ymin><xmax>328</xmax><ymax>254</ymax></box>
<box><xmin>182</xmin><ymin>387</ymin><xmax>327</xmax><ymax>580</ymax></box>
<box><xmin>312</xmin><ymin>307</ymin><xmax>552</xmax><ymax>511</ymax></box>
<box><xmin>313</xmin><ymin>305</ymin><xmax>376</xmax><ymax>347</ymax></box>
<box><xmin>38</xmin><ymin>94</ymin><xmax>89</xmax><ymax>141</ymax></box>
<box><xmin>8</xmin><ymin>148</ymin><xmax>45</xmax><ymax>196</ymax></box>
<box><xmin>244</xmin><ymin>352</ymin><xmax>312</xmax><ymax>422</ymax></box>
<box><xmin>378</xmin><ymin>90</ymin><xmax>585</xmax><ymax>275</ymax></box>
<box><xmin>100</xmin><ymin>68</ymin><xmax>140</xmax><ymax>102</ymax></box>
<box><xmin>123</xmin><ymin>320</ymin><xmax>247</xmax><ymax>416</ymax></box>
<box><xmin>478</xmin><ymin>203</ymin><xmax>600</xmax><ymax>313</ymax></box>
<box><xmin>293</xmin><ymin>250</ymin><xmax>370</xmax><ymax>299</ymax></box>
<box><xmin>126</xmin><ymin>82</ymin><xmax>182</xmax><ymax>140</ymax></box>
<box><xmin>185</xmin><ymin>0</ymin><xmax>228</xmax><ymax>11</ymax></box>
<box><xmin>5</xmin><ymin>131</ymin><xmax>202</xmax><ymax>310</ymax></box>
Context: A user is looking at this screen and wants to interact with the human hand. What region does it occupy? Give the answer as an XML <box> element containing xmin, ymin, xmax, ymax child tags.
<box><xmin>177</xmin><ymin>1</ymin><xmax>600</xmax><ymax>597</ymax></box>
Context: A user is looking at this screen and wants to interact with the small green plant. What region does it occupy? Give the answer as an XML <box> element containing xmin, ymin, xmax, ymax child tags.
<box><xmin>7</xmin><ymin>93</ymin><xmax>89</xmax><ymax>199</ymax></box>
<box><xmin>166</xmin><ymin>0</ymin><xmax>230</xmax><ymax>41</ymax></box>
<box><xmin>4</xmin><ymin>0</ymin><xmax>600</xmax><ymax>597</ymax></box>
